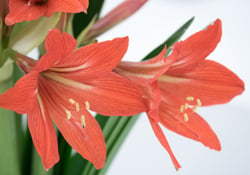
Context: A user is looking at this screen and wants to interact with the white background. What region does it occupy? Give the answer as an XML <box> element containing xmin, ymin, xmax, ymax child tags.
<box><xmin>96</xmin><ymin>0</ymin><xmax>250</xmax><ymax>175</ymax></box>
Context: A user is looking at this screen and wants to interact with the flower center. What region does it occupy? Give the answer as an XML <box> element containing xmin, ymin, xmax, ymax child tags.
<box><xmin>27</xmin><ymin>0</ymin><xmax>47</xmax><ymax>6</ymax></box>
<box><xmin>179</xmin><ymin>96</ymin><xmax>202</xmax><ymax>122</ymax></box>
<box><xmin>65</xmin><ymin>98</ymin><xmax>90</xmax><ymax>128</ymax></box>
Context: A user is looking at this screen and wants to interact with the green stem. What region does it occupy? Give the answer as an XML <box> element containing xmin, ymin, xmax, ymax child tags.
<box><xmin>0</xmin><ymin>61</ymin><xmax>21</xmax><ymax>175</ymax></box>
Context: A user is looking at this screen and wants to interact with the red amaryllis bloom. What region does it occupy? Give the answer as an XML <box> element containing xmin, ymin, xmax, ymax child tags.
<box><xmin>114</xmin><ymin>19</ymin><xmax>245</xmax><ymax>170</ymax></box>
<box><xmin>0</xmin><ymin>29</ymin><xmax>146</xmax><ymax>170</ymax></box>
<box><xmin>5</xmin><ymin>0</ymin><xmax>89</xmax><ymax>25</ymax></box>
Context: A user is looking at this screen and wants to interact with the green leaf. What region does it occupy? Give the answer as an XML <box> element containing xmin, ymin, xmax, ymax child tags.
<box><xmin>76</xmin><ymin>15</ymin><xmax>97</xmax><ymax>46</ymax></box>
<box><xmin>143</xmin><ymin>17</ymin><xmax>194</xmax><ymax>60</ymax></box>
<box><xmin>21</xmin><ymin>128</ymin><xmax>33</xmax><ymax>175</ymax></box>
<box><xmin>72</xmin><ymin>0</ymin><xmax>104</xmax><ymax>37</ymax></box>
<box><xmin>96</xmin><ymin>116</ymin><xmax>138</xmax><ymax>175</ymax></box>
<box><xmin>53</xmin><ymin>133</ymin><xmax>72</xmax><ymax>175</ymax></box>
<box><xmin>31</xmin><ymin>145</ymin><xmax>53</xmax><ymax>175</ymax></box>
<box><xmin>0</xmin><ymin>61</ymin><xmax>21</xmax><ymax>175</ymax></box>
<box><xmin>63</xmin><ymin>153</ymin><xmax>87</xmax><ymax>175</ymax></box>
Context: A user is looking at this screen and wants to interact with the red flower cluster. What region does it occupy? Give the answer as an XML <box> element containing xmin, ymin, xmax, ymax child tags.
<box><xmin>0</xmin><ymin>30</ymin><xmax>146</xmax><ymax>170</ymax></box>
<box><xmin>114</xmin><ymin>19</ymin><xmax>244</xmax><ymax>169</ymax></box>
<box><xmin>0</xmin><ymin>0</ymin><xmax>245</xmax><ymax>171</ymax></box>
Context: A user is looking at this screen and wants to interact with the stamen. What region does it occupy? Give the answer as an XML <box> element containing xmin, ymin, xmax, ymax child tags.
<box><xmin>186</xmin><ymin>96</ymin><xmax>194</xmax><ymax>101</ymax></box>
<box><xmin>65</xmin><ymin>109</ymin><xmax>71</xmax><ymax>120</ymax></box>
<box><xmin>81</xmin><ymin>115</ymin><xmax>86</xmax><ymax>128</ymax></box>
<box><xmin>75</xmin><ymin>103</ymin><xmax>80</xmax><ymax>112</ymax></box>
<box><xmin>196</xmin><ymin>98</ymin><xmax>202</xmax><ymax>107</ymax></box>
<box><xmin>85</xmin><ymin>101</ymin><xmax>90</xmax><ymax>110</ymax></box>
<box><xmin>184</xmin><ymin>103</ymin><xmax>189</xmax><ymax>110</ymax></box>
<box><xmin>183</xmin><ymin>113</ymin><xmax>189</xmax><ymax>122</ymax></box>
<box><xmin>180</xmin><ymin>105</ymin><xmax>184</xmax><ymax>113</ymax></box>
<box><xmin>69</xmin><ymin>98</ymin><xmax>75</xmax><ymax>105</ymax></box>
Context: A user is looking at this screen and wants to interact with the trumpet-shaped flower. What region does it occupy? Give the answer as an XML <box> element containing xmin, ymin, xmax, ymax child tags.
<box><xmin>0</xmin><ymin>29</ymin><xmax>146</xmax><ymax>170</ymax></box>
<box><xmin>114</xmin><ymin>19</ymin><xmax>244</xmax><ymax>170</ymax></box>
<box><xmin>5</xmin><ymin>0</ymin><xmax>89</xmax><ymax>25</ymax></box>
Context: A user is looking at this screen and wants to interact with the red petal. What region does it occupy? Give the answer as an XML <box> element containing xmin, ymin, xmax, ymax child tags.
<box><xmin>75</xmin><ymin>72</ymin><xmax>146</xmax><ymax>116</ymax></box>
<box><xmin>53</xmin><ymin>111</ymin><xmax>106</xmax><ymax>169</ymax></box>
<box><xmin>159</xmin><ymin>102</ymin><xmax>221</xmax><ymax>150</ymax></box>
<box><xmin>0</xmin><ymin>72</ymin><xmax>38</xmax><ymax>114</ymax></box>
<box><xmin>28</xmin><ymin>95</ymin><xmax>59</xmax><ymax>170</ymax></box>
<box><xmin>50</xmin><ymin>37</ymin><xmax>129</xmax><ymax>78</ymax></box>
<box><xmin>46</xmin><ymin>0</ymin><xmax>88</xmax><ymax>16</ymax></box>
<box><xmin>38</xmin><ymin>76</ymin><xmax>106</xmax><ymax>168</ymax></box>
<box><xmin>79</xmin><ymin>0</ymin><xmax>89</xmax><ymax>12</ymax></box>
<box><xmin>42</xmin><ymin>72</ymin><xmax>146</xmax><ymax>116</ymax></box>
<box><xmin>148</xmin><ymin>118</ymin><xmax>181</xmax><ymax>170</ymax></box>
<box><xmin>168</xmin><ymin>19</ymin><xmax>222</xmax><ymax>73</ymax></box>
<box><xmin>34</xmin><ymin>29</ymin><xmax>77</xmax><ymax>72</ymax></box>
<box><xmin>142</xmin><ymin>82</ymin><xmax>161</xmax><ymax>121</ymax></box>
<box><xmin>158</xmin><ymin>60</ymin><xmax>244</xmax><ymax>106</ymax></box>
<box><xmin>5</xmin><ymin>0</ymin><xmax>47</xmax><ymax>25</ymax></box>
<box><xmin>115</xmin><ymin>46</ymin><xmax>176</xmax><ymax>86</ymax></box>
<box><xmin>43</xmin><ymin>97</ymin><xmax>106</xmax><ymax>168</ymax></box>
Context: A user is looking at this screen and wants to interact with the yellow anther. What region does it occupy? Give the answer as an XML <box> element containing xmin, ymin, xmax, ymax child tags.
<box><xmin>196</xmin><ymin>98</ymin><xmax>202</xmax><ymax>107</ymax></box>
<box><xmin>183</xmin><ymin>113</ymin><xmax>189</xmax><ymax>122</ymax></box>
<box><xmin>81</xmin><ymin>115</ymin><xmax>86</xmax><ymax>128</ymax></box>
<box><xmin>75</xmin><ymin>103</ymin><xmax>80</xmax><ymax>112</ymax></box>
<box><xmin>186</xmin><ymin>96</ymin><xmax>194</xmax><ymax>101</ymax></box>
<box><xmin>184</xmin><ymin>103</ymin><xmax>189</xmax><ymax>110</ymax></box>
<box><xmin>65</xmin><ymin>109</ymin><xmax>71</xmax><ymax>120</ymax></box>
<box><xmin>69</xmin><ymin>98</ymin><xmax>76</xmax><ymax>105</ymax></box>
<box><xmin>85</xmin><ymin>101</ymin><xmax>90</xmax><ymax>110</ymax></box>
<box><xmin>180</xmin><ymin>105</ymin><xmax>185</xmax><ymax>113</ymax></box>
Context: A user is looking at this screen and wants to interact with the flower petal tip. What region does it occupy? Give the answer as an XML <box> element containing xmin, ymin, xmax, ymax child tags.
<box><xmin>4</xmin><ymin>16</ymin><xmax>14</xmax><ymax>26</ymax></box>
<box><xmin>175</xmin><ymin>165</ymin><xmax>182</xmax><ymax>171</ymax></box>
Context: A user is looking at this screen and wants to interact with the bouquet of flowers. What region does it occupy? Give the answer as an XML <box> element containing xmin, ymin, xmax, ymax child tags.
<box><xmin>0</xmin><ymin>0</ymin><xmax>244</xmax><ymax>175</ymax></box>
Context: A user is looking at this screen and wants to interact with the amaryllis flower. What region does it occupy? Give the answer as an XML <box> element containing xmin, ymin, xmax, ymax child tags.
<box><xmin>114</xmin><ymin>19</ymin><xmax>244</xmax><ymax>170</ymax></box>
<box><xmin>5</xmin><ymin>0</ymin><xmax>89</xmax><ymax>25</ymax></box>
<box><xmin>0</xmin><ymin>29</ymin><xmax>146</xmax><ymax>170</ymax></box>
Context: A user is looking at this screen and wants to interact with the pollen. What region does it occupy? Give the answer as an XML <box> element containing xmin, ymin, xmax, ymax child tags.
<box><xmin>75</xmin><ymin>102</ymin><xmax>80</xmax><ymax>112</ymax></box>
<box><xmin>69</xmin><ymin>98</ymin><xmax>76</xmax><ymax>105</ymax></box>
<box><xmin>186</xmin><ymin>96</ymin><xmax>194</xmax><ymax>101</ymax></box>
<box><xmin>65</xmin><ymin>109</ymin><xmax>71</xmax><ymax>120</ymax></box>
<box><xmin>179</xmin><ymin>97</ymin><xmax>203</xmax><ymax>117</ymax></box>
<box><xmin>184</xmin><ymin>113</ymin><xmax>189</xmax><ymax>122</ymax></box>
<box><xmin>196</xmin><ymin>98</ymin><xmax>202</xmax><ymax>107</ymax></box>
<box><xmin>81</xmin><ymin>115</ymin><xmax>86</xmax><ymax>128</ymax></box>
<box><xmin>85</xmin><ymin>101</ymin><xmax>90</xmax><ymax>110</ymax></box>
